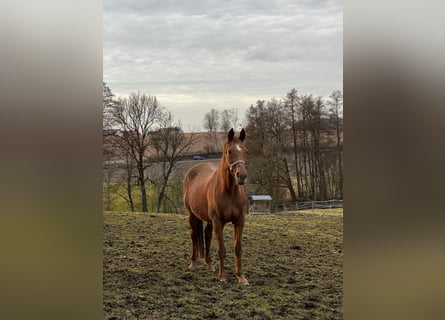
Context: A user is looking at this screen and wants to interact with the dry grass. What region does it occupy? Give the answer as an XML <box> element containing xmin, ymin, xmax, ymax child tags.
<box><xmin>103</xmin><ymin>210</ymin><xmax>343</xmax><ymax>319</ymax></box>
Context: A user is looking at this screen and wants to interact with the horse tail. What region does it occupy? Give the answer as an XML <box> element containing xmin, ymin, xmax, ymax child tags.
<box><xmin>196</xmin><ymin>219</ymin><xmax>205</xmax><ymax>259</ymax></box>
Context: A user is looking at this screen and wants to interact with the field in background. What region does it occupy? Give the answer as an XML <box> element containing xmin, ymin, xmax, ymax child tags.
<box><xmin>103</xmin><ymin>181</ymin><xmax>185</xmax><ymax>213</ymax></box>
<box><xmin>103</xmin><ymin>209</ymin><xmax>342</xmax><ymax>319</ymax></box>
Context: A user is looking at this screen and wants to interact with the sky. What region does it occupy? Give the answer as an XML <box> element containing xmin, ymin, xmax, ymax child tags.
<box><xmin>103</xmin><ymin>0</ymin><xmax>343</xmax><ymax>131</ymax></box>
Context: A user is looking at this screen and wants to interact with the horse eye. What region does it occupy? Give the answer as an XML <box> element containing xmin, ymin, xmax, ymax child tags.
<box><xmin>228</xmin><ymin>150</ymin><xmax>232</xmax><ymax>154</ymax></box>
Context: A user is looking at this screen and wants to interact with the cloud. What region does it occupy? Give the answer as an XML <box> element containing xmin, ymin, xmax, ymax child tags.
<box><xmin>103</xmin><ymin>0</ymin><xmax>342</xmax><ymax>129</ymax></box>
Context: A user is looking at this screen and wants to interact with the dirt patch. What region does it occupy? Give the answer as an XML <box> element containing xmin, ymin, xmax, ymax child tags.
<box><xmin>103</xmin><ymin>211</ymin><xmax>343</xmax><ymax>319</ymax></box>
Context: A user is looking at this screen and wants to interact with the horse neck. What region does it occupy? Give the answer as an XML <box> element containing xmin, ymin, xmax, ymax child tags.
<box><xmin>216</xmin><ymin>155</ymin><xmax>236</xmax><ymax>194</ymax></box>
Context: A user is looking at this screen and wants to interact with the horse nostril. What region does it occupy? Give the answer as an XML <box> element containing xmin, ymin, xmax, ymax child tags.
<box><xmin>236</xmin><ymin>172</ymin><xmax>247</xmax><ymax>180</ymax></box>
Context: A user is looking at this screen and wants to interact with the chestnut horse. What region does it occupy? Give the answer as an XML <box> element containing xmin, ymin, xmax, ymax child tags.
<box><xmin>183</xmin><ymin>128</ymin><xmax>249</xmax><ymax>284</ymax></box>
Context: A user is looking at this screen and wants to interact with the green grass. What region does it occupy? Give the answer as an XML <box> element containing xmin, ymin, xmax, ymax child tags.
<box><xmin>103</xmin><ymin>210</ymin><xmax>343</xmax><ymax>319</ymax></box>
<box><xmin>103</xmin><ymin>181</ymin><xmax>184</xmax><ymax>213</ymax></box>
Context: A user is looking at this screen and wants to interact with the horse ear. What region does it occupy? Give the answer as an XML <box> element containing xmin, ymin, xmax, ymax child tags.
<box><xmin>228</xmin><ymin>128</ymin><xmax>234</xmax><ymax>141</ymax></box>
<box><xmin>239</xmin><ymin>128</ymin><xmax>246</xmax><ymax>142</ymax></box>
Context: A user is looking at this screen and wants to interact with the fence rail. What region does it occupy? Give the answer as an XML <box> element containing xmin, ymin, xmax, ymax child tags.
<box><xmin>274</xmin><ymin>199</ymin><xmax>343</xmax><ymax>212</ymax></box>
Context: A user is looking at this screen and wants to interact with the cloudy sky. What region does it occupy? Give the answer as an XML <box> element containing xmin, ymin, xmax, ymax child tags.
<box><xmin>103</xmin><ymin>0</ymin><xmax>342</xmax><ymax>131</ymax></box>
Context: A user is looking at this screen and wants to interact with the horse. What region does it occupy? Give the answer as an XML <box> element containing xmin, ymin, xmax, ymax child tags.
<box><xmin>183</xmin><ymin>128</ymin><xmax>249</xmax><ymax>284</ymax></box>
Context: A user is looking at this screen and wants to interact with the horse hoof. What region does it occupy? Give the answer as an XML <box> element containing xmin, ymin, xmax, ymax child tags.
<box><xmin>188</xmin><ymin>262</ymin><xmax>197</xmax><ymax>270</ymax></box>
<box><xmin>238</xmin><ymin>278</ymin><xmax>249</xmax><ymax>285</ymax></box>
<box><xmin>218</xmin><ymin>277</ymin><xmax>227</xmax><ymax>283</ymax></box>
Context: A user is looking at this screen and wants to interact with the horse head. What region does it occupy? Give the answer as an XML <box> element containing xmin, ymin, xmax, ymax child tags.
<box><xmin>225</xmin><ymin>128</ymin><xmax>248</xmax><ymax>185</ymax></box>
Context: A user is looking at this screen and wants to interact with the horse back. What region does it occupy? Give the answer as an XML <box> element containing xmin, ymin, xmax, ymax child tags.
<box><xmin>183</xmin><ymin>162</ymin><xmax>217</xmax><ymax>222</ymax></box>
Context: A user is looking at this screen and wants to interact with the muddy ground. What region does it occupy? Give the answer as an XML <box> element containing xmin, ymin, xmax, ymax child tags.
<box><xmin>103</xmin><ymin>210</ymin><xmax>343</xmax><ymax>319</ymax></box>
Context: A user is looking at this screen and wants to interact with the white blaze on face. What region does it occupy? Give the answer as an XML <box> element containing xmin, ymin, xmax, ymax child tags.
<box><xmin>236</xmin><ymin>144</ymin><xmax>242</xmax><ymax>152</ymax></box>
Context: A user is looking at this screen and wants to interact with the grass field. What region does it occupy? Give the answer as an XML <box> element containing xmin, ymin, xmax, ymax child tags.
<box><xmin>103</xmin><ymin>209</ymin><xmax>343</xmax><ymax>319</ymax></box>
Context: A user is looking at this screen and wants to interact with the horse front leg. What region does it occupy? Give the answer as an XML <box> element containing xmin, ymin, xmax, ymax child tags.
<box><xmin>233</xmin><ymin>218</ymin><xmax>249</xmax><ymax>284</ymax></box>
<box><xmin>213</xmin><ymin>220</ymin><xmax>226</xmax><ymax>282</ymax></box>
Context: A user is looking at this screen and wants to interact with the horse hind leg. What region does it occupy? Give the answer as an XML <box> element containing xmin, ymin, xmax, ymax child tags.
<box><xmin>188</xmin><ymin>212</ymin><xmax>198</xmax><ymax>269</ymax></box>
<box><xmin>188</xmin><ymin>212</ymin><xmax>204</xmax><ymax>269</ymax></box>
<box><xmin>204</xmin><ymin>223</ymin><xmax>215</xmax><ymax>271</ymax></box>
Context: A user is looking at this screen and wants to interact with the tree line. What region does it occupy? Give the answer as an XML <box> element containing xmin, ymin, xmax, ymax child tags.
<box><xmin>103</xmin><ymin>83</ymin><xmax>343</xmax><ymax>212</ymax></box>
<box><xmin>201</xmin><ymin>88</ymin><xmax>343</xmax><ymax>204</ymax></box>
<box><xmin>242</xmin><ymin>89</ymin><xmax>343</xmax><ymax>204</ymax></box>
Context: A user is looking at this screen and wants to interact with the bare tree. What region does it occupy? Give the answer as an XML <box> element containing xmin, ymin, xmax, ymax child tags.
<box><xmin>328</xmin><ymin>90</ymin><xmax>343</xmax><ymax>198</ymax></box>
<box><xmin>220</xmin><ymin>109</ymin><xmax>231</xmax><ymax>133</ymax></box>
<box><xmin>103</xmin><ymin>82</ymin><xmax>118</xmax><ymax>130</ymax></box>
<box><xmin>151</xmin><ymin>112</ymin><xmax>197</xmax><ymax>213</ymax></box>
<box><xmin>245</xmin><ymin>99</ymin><xmax>298</xmax><ymax>203</ymax></box>
<box><xmin>298</xmin><ymin>95</ymin><xmax>313</xmax><ymax>199</ymax></box>
<box><xmin>103</xmin><ymin>134</ymin><xmax>120</xmax><ymax>211</ymax></box>
<box><xmin>111</xmin><ymin>92</ymin><xmax>163</xmax><ymax>212</ymax></box>
<box><xmin>297</xmin><ymin>95</ymin><xmax>331</xmax><ymax>200</ymax></box>
<box><xmin>285</xmin><ymin>88</ymin><xmax>303</xmax><ymax>199</ymax></box>
<box><xmin>313</xmin><ymin>97</ymin><xmax>327</xmax><ymax>200</ymax></box>
<box><xmin>203</xmin><ymin>108</ymin><xmax>220</xmax><ymax>133</ymax></box>
<box><xmin>266</xmin><ymin>98</ymin><xmax>297</xmax><ymax>202</ymax></box>
<box><xmin>245</xmin><ymin>100</ymin><xmax>267</xmax><ymax>155</ymax></box>
<box><xmin>229</xmin><ymin>108</ymin><xmax>239</xmax><ymax>131</ymax></box>
<box><xmin>203</xmin><ymin>108</ymin><xmax>220</xmax><ymax>150</ymax></box>
<box><xmin>220</xmin><ymin>108</ymin><xmax>239</xmax><ymax>133</ymax></box>
<box><xmin>102</xmin><ymin>83</ymin><xmax>120</xmax><ymax>210</ymax></box>
<box><xmin>115</xmin><ymin>150</ymin><xmax>136</xmax><ymax>212</ymax></box>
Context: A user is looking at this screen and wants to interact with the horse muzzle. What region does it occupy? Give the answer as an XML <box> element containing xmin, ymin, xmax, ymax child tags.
<box><xmin>235</xmin><ymin>172</ymin><xmax>247</xmax><ymax>185</ymax></box>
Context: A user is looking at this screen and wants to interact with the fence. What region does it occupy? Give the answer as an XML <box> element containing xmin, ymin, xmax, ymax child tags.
<box><xmin>274</xmin><ymin>199</ymin><xmax>343</xmax><ymax>212</ymax></box>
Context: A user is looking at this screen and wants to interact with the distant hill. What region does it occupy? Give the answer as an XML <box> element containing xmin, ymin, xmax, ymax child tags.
<box><xmin>103</xmin><ymin>131</ymin><xmax>230</xmax><ymax>160</ymax></box>
<box><xmin>182</xmin><ymin>131</ymin><xmax>226</xmax><ymax>157</ymax></box>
